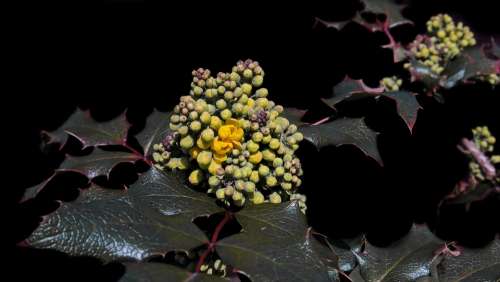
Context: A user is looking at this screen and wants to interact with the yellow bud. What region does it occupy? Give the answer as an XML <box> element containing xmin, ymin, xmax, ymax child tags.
<box><xmin>197</xmin><ymin>151</ymin><xmax>213</xmax><ymax>169</ymax></box>
<box><xmin>253</xmin><ymin>191</ymin><xmax>265</xmax><ymax>204</ymax></box>
<box><xmin>189</xmin><ymin>169</ymin><xmax>204</xmax><ymax>185</ymax></box>
<box><xmin>249</xmin><ymin>151</ymin><xmax>263</xmax><ymax>164</ymax></box>
<box><xmin>269</xmin><ymin>192</ymin><xmax>281</xmax><ymax>204</ymax></box>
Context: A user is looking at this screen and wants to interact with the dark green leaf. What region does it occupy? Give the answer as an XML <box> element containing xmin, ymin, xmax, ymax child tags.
<box><xmin>300</xmin><ymin>118</ymin><xmax>382</xmax><ymax>165</ymax></box>
<box><xmin>281</xmin><ymin>107</ymin><xmax>308</xmax><ymax>127</ymax></box>
<box><xmin>361</xmin><ymin>0</ymin><xmax>412</xmax><ymax>30</ymax></box>
<box><xmin>28</xmin><ymin>169</ymin><xmax>222</xmax><ymax>262</ymax></box>
<box><xmin>325</xmin><ymin>77</ymin><xmax>382</xmax><ymax>107</ymax></box>
<box><xmin>440</xmin><ymin>182</ymin><xmax>500</xmax><ymax>207</ymax></box>
<box><xmin>121</xmin><ymin>263</ymin><xmax>227</xmax><ymax>282</ymax></box>
<box><xmin>43</xmin><ymin>109</ymin><xmax>129</xmax><ymax>149</ymax></box>
<box><xmin>328</xmin><ymin>236</ymin><xmax>366</xmax><ymax>273</ymax></box>
<box><xmin>434</xmin><ymin>239</ymin><xmax>500</xmax><ymax>281</ymax></box>
<box><xmin>216</xmin><ymin>201</ymin><xmax>332</xmax><ymax>282</ymax></box>
<box><xmin>355</xmin><ymin>225</ymin><xmax>444</xmax><ymax>282</ymax></box>
<box><xmin>381</xmin><ymin>91</ymin><xmax>421</xmax><ymax>133</ymax></box>
<box><xmin>135</xmin><ymin>110</ymin><xmax>172</xmax><ymax>157</ymax></box>
<box><xmin>59</xmin><ymin>149</ymin><xmax>142</xmax><ymax>178</ymax></box>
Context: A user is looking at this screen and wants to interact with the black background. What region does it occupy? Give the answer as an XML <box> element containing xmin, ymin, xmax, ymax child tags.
<box><xmin>7</xmin><ymin>1</ymin><xmax>499</xmax><ymax>281</ymax></box>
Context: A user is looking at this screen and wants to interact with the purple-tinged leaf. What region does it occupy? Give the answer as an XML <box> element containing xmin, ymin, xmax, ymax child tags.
<box><xmin>434</xmin><ymin>239</ymin><xmax>500</xmax><ymax>281</ymax></box>
<box><xmin>300</xmin><ymin>118</ymin><xmax>382</xmax><ymax>165</ymax></box>
<box><xmin>355</xmin><ymin>225</ymin><xmax>444</xmax><ymax>282</ymax></box>
<box><xmin>135</xmin><ymin>110</ymin><xmax>172</xmax><ymax>157</ymax></box>
<box><xmin>381</xmin><ymin>91</ymin><xmax>421</xmax><ymax>133</ymax></box>
<box><xmin>28</xmin><ymin>168</ymin><xmax>222</xmax><ymax>262</ymax></box>
<box><xmin>59</xmin><ymin>149</ymin><xmax>142</xmax><ymax>179</ymax></box>
<box><xmin>217</xmin><ymin>201</ymin><xmax>333</xmax><ymax>282</ymax></box>
<box><xmin>42</xmin><ymin>109</ymin><xmax>130</xmax><ymax>149</ymax></box>
<box><xmin>324</xmin><ymin>77</ymin><xmax>383</xmax><ymax>108</ymax></box>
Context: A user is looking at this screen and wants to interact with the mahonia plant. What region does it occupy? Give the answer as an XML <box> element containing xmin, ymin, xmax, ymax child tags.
<box><xmin>151</xmin><ymin>60</ymin><xmax>306</xmax><ymax>208</ymax></box>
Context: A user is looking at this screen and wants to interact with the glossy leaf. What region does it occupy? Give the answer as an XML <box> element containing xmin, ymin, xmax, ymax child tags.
<box><xmin>216</xmin><ymin>201</ymin><xmax>332</xmax><ymax>282</ymax></box>
<box><xmin>381</xmin><ymin>91</ymin><xmax>421</xmax><ymax>133</ymax></box>
<box><xmin>121</xmin><ymin>263</ymin><xmax>227</xmax><ymax>282</ymax></box>
<box><xmin>354</xmin><ymin>225</ymin><xmax>444</xmax><ymax>282</ymax></box>
<box><xmin>300</xmin><ymin>118</ymin><xmax>382</xmax><ymax>165</ymax></box>
<box><xmin>324</xmin><ymin>77</ymin><xmax>383</xmax><ymax>108</ymax></box>
<box><xmin>42</xmin><ymin>109</ymin><xmax>129</xmax><ymax>149</ymax></box>
<box><xmin>59</xmin><ymin>149</ymin><xmax>142</xmax><ymax>179</ymax></box>
<box><xmin>28</xmin><ymin>169</ymin><xmax>222</xmax><ymax>262</ymax></box>
<box><xmin>135</xmin><ymin>110</ymin><xmax>172</xmax><ymax>157</ymax></box>
<box><xmin>434</xmin><ymin>239</ymin><xmax>500</xmax><ymax>281</ymax></box>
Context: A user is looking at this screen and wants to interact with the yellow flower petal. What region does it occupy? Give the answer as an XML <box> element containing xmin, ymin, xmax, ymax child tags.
<box><xmin>225</xmin><ymin>118</ymin><xmax>240</xmax><ymax>127</ymax></box>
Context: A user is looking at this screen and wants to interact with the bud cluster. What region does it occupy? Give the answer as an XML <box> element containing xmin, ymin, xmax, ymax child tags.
<box><xmin>469</xmin><ymin>126</ymin><xmax>498</xmax><ymax>181</ymax></box>
<box><xmin>380</xmin><ymin>76</ymin><xmax>403</xmax><ymax>92</ymax></box>
<box><xmin>405</xmin><ymin>14</ymin><xmax>476</xmax><ymax>75</ymax></box>
<box><xmin>152</xmin><ymin>60</ymin><xmax>305</xmax><ymax>208</ymax></box>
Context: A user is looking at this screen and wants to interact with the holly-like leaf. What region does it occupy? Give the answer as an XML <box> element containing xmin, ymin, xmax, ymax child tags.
<box><xmin>43</xmin><ymin>109</ymin><xmax>129</xmax><ymax>149</ymax></box>
<box><xmin>381</xmin><ymin>91</ymin><xmax>421</xmax><ymax>133</ymax></box>
<box><xmin>216</xmin><ymin>201</ymin><xmax>333</xmax><ymax>282</ymax></box>
<box><xmin>281</xmin><ymin>107</ymin><xmax>308</xmax><ymax>127</ymax></box>
<box><xmin>433</xmin><ymin>239</ymin><xmax>500</xmax><ymax>281</ymax></box>
<box><xmin>121</xmin><ymin>263</ymin><xmax>227</xmax><ymax>282</ymax></box>
<box><xmin>354</xmin><ymin>225</ymin><xmax>444</xmax><ymax>282</ymax></box>
<box><xmin>441</xmin><ymin>45</ymin><xmax>499</xmax><ymax>88</ymax></box>
<box><xmin>27</xmin><ymin>168</ymin><xmax>222</xmax><ymax>262</ymax></box>
<box><xmin>360</xmin><ymin>0</ymin><xmax>412</xmax><ymax>30</ymax></box>
<box><xmin>328</xmin><ymin>235</ymin><xmax>366</xmax><ymax>273</ymax></box>
<box><xmin>300</xmin><ymin>118</ymin><xmax>382</xmax><ymax>165</ymax></box>
<box><xmin>440</xmin><ymin>182</ymin><xmax>500</xmax><ymax>208</ymax></box>
<box><xmin>59</xmin><ymin>149</ymin><xmax>142</xmax><ymax>179</ymax></box>
<box><xmin>135</xmin><ymin>110</ymin><xmax>172</xmax><ymax>157</ymax></box>
<box><xmin>324</xmin><ymin>77</ymin><xmax>383</xmax><ymax>108</ymax></box>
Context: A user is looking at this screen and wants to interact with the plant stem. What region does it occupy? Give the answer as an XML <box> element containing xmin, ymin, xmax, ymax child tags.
<box><xmin>195</xmin><ymin>211</ymin><xmax>232</xmax><ymax>272</ymax></box>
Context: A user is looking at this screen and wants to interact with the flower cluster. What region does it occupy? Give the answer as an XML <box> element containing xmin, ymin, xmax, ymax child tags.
<box><xmin>469</xmin><ymin>126</ymin><xmax>498</xmax><ymax>181</ymax></box>
<box><xmin>406</xmin><ymin>14</ymin><xmax>476</xmax><ymax>75</ymax></box>
<box><xmin>152</xmin><ymin>60</ymin><xmax>304</xmax><ymax>207</ymax></box>
<box><xmin>380</xmin><ymin>76</ymin><xmax>403</xmax><ymax>92</ymax></box>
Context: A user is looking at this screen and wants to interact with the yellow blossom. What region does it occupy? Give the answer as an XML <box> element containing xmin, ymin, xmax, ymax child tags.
<box><xmin>211</xmin><ymin>119</ymin><xmax>244</xmax><ymax>162</ymax></box>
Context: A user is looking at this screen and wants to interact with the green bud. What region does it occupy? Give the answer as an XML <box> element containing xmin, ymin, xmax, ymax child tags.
<box><xmin>178</xmin><ymin>125</ymin><xmax>189</xmax><ymax>136</ymax></box>
<box><xmin>266</xmin><ymin>176</ymin><xmax>278</xmax><ymax>187</ymax></box>
<box><xmin>253</xmin><ymin>191</ymin><xmax>265</xmax><ymax>204</ymax></box>
<box><xmin>233</xmin><ymin>168</ymin><xmax>244</xmax><ymax>179</ymax></box>
<box><xmin>200</xmin><ymin>111</ymin><xmax>211</xmax><ymax>124</ymax></box>
<box><xmin>262</xmin><ymin>135</ymin><xmax>272</xmax><ymax>144</ymax></box>
<box><xmin>269</xmin><ymin>139</ymin><xmax>281</xmax><ymax>150</ymax></box>
<box><xmin>273</xmin><ymin>158</ymin><xmax>283</xmax><ymax>167</ymax></box>
<box><xmin>208</xmin><ymin>175</ymin><xmax>220</xmax><ymax>187</ymax></box>
<box><xmin>207</xmin><ymin>104</ymin><xmax>216</xmax><ymax>114</ymax></box>
<box><xmin>189</xmin><ymin>111</ymin><xmax>199</xmax><ymax>120</ymax></box>
<box><xmin>190</xmin><ymin>120</ymin><xmax>202</xmax><ymax>132</ymax></box>
<box><xmin>234</xmin><ymin>87</ymin><xmax>243</xmax><ymax>98</ymax></box>
<box><xmin>281</xmin><ymin>182</ymin><xmax>292</xmax><ymax>190</ymax></box>
<box><xmin>193</xmin><ymin>86</ymin><xmax>203</xmax><ymax>96</ymax></box>
<box><xmin>287</xmin><ymin>136</ymin><xmax>297</xmax><ymax>145</ymax></box>
<box><xmin>252</xmin><ymin>132</ymin><xmax>263</xmax><ymax>143</ymax></box>
<box><xmin>216</xmin><ymin>99</ymin><xmax>227</xmax><ymax>110</ymax></box>
<box><xmin>258</xmin><ymin>165</ymin><xmax>270</xmax><ymax>177</ymax></box>
<box><xmin>245</xmin><ymin>181</ymin><xmax>256</xmax><ymax>194</ymax></box>
<box><xmin>241</xmin><ymin>83</ymin><xmax>252</xmax><ymax>95</ymax></box>
<box><xmin>255</xmin><ymin>88</ymin><xmax>268</xmax><ymax>98</ymax></box>
<box><xmin>235</xmin><ymin>180</ymin><xmax>246</xmax><ymax>191</ymax></box>
<box><xmin>170</xmin><ymin>114</ymin><xmax>180</xmax><ymax>124</ymax></box>
<box><xmin>232</xmin><ymin>191</ymin><xmax>245</xmax><ymax>206</ymax></box>
<box><xmin>230</xmin><ymin>72</ymin><xmax>240</xmax><ymax>82</ymax></box>
<box><xmin>220</xmin><ymin>109</ymin><xmax>232</xmax><ymax>120</ymax></box>
<box><xmin>189</xmin><ymin>169</ymin><xmax>204</xmax><ymax>185</ymax></box>
<box><xmin>247</xmin><ymin>141</ymin><xmax>259</xmax><ymax>153</ymax></box>
<box><xmin>284</xmin><ymin>173</ymin><xmax>293</xmax><ymax>182</ymax></box>
<box><xmin>293</xmin><ymin>132</ymin><xmax>303</xmax><ymax>142</ymax></box>
<box><xmin>224</xmin><ymin>91</ymin><xmax>234</xmax><ymax>101</ymax></box>
<box><xmin>252</xmin><ymin>75</ymin><xmax>264</xmax><ymax>87</ymax></box>
<box><xmin>239</xmin><ymin>94</ymin><xmax>249</xmax><ymax>104</ymax></box>
<box><xmin>180</xmin><ymin>135</ymin><xmax>194</xmax><ymax>150</ymax></box>
<box><xmin>250</xmin><ymin>170</ymin><xmax>260</xmax><ymax>183</ymax></box>
<box><xmin>243</xmin><ymin>69</ymin><xmax>253</xmax><ymax>79</ymax></box>
<box><xmin>275</xmin><ymin>166</ymin><xmax>285</xmax><ymax>176</ymax></box>
<box><xmin>269</xmin><ymin>192</ymin><xmax>281</xmax><ymax>203</ymax></box>
<box><xmin>224</xmin><ymin>186</ymin><xmax>234</xmax><ymax>197</ymax></box>
<box><xmin>201</xmin><ymin>128</ymin><xmax>215</xmax><ymax>142</ymax></box>
<box><xmin>216</xmin><ymin>188</ymin><xmax>225</xmax><ymax>199</ymax></box>
<box><xmin>232</xmin><ymin>103</ymin><xmax>244</xmax><ymax>114</ymax></box>
<box><xmin>197</xmin><ymin>151</ymin><xmax>213</xmax><ymax>169</ymax></box>
<box><xmin>217</xmin><ymin>85</ymin><xmax>226</xmax><ymax>95</ymax></box>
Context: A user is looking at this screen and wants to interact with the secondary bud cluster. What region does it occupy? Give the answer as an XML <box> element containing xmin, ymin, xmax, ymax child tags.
<box><xmin>152</xmin><ymin>60</ymin><xmax>305</xmax><ymax>208</ymax></box>
<box><xmin>406</xmin><ymin>14</ymin><xmax>476</xmax><ymax>75</ymax></box>
<box><xmin>380</xmin><ymin>76</ymin><xmax>402</xmax><ymax>92</ymax></box>
<box><xmin>469</xmin><ymin>126</ymin><xmax>498</xmax><ymax>181</ymax></box>
<box><xmin>200</xmin><ymin>259</ymin><xmax>227</xmax><ymax>277</ymax></box>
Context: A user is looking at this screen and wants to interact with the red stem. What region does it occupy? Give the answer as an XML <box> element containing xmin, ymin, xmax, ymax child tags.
<box><xmin>123</xmin><ymin>141</ymin><xmax>152</xmax><ymax>166</ymax></box>
<box><xmin>195</xmin><ymin>211</ymin><xmax>232</xmax><ymax>272</ymax></box>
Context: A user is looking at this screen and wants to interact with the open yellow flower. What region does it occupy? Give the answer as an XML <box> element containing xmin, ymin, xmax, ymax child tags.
<box><xmin>211</xmin><ymin>118</ymin><xmax>244</xmax><ymax>163</ymax></box>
